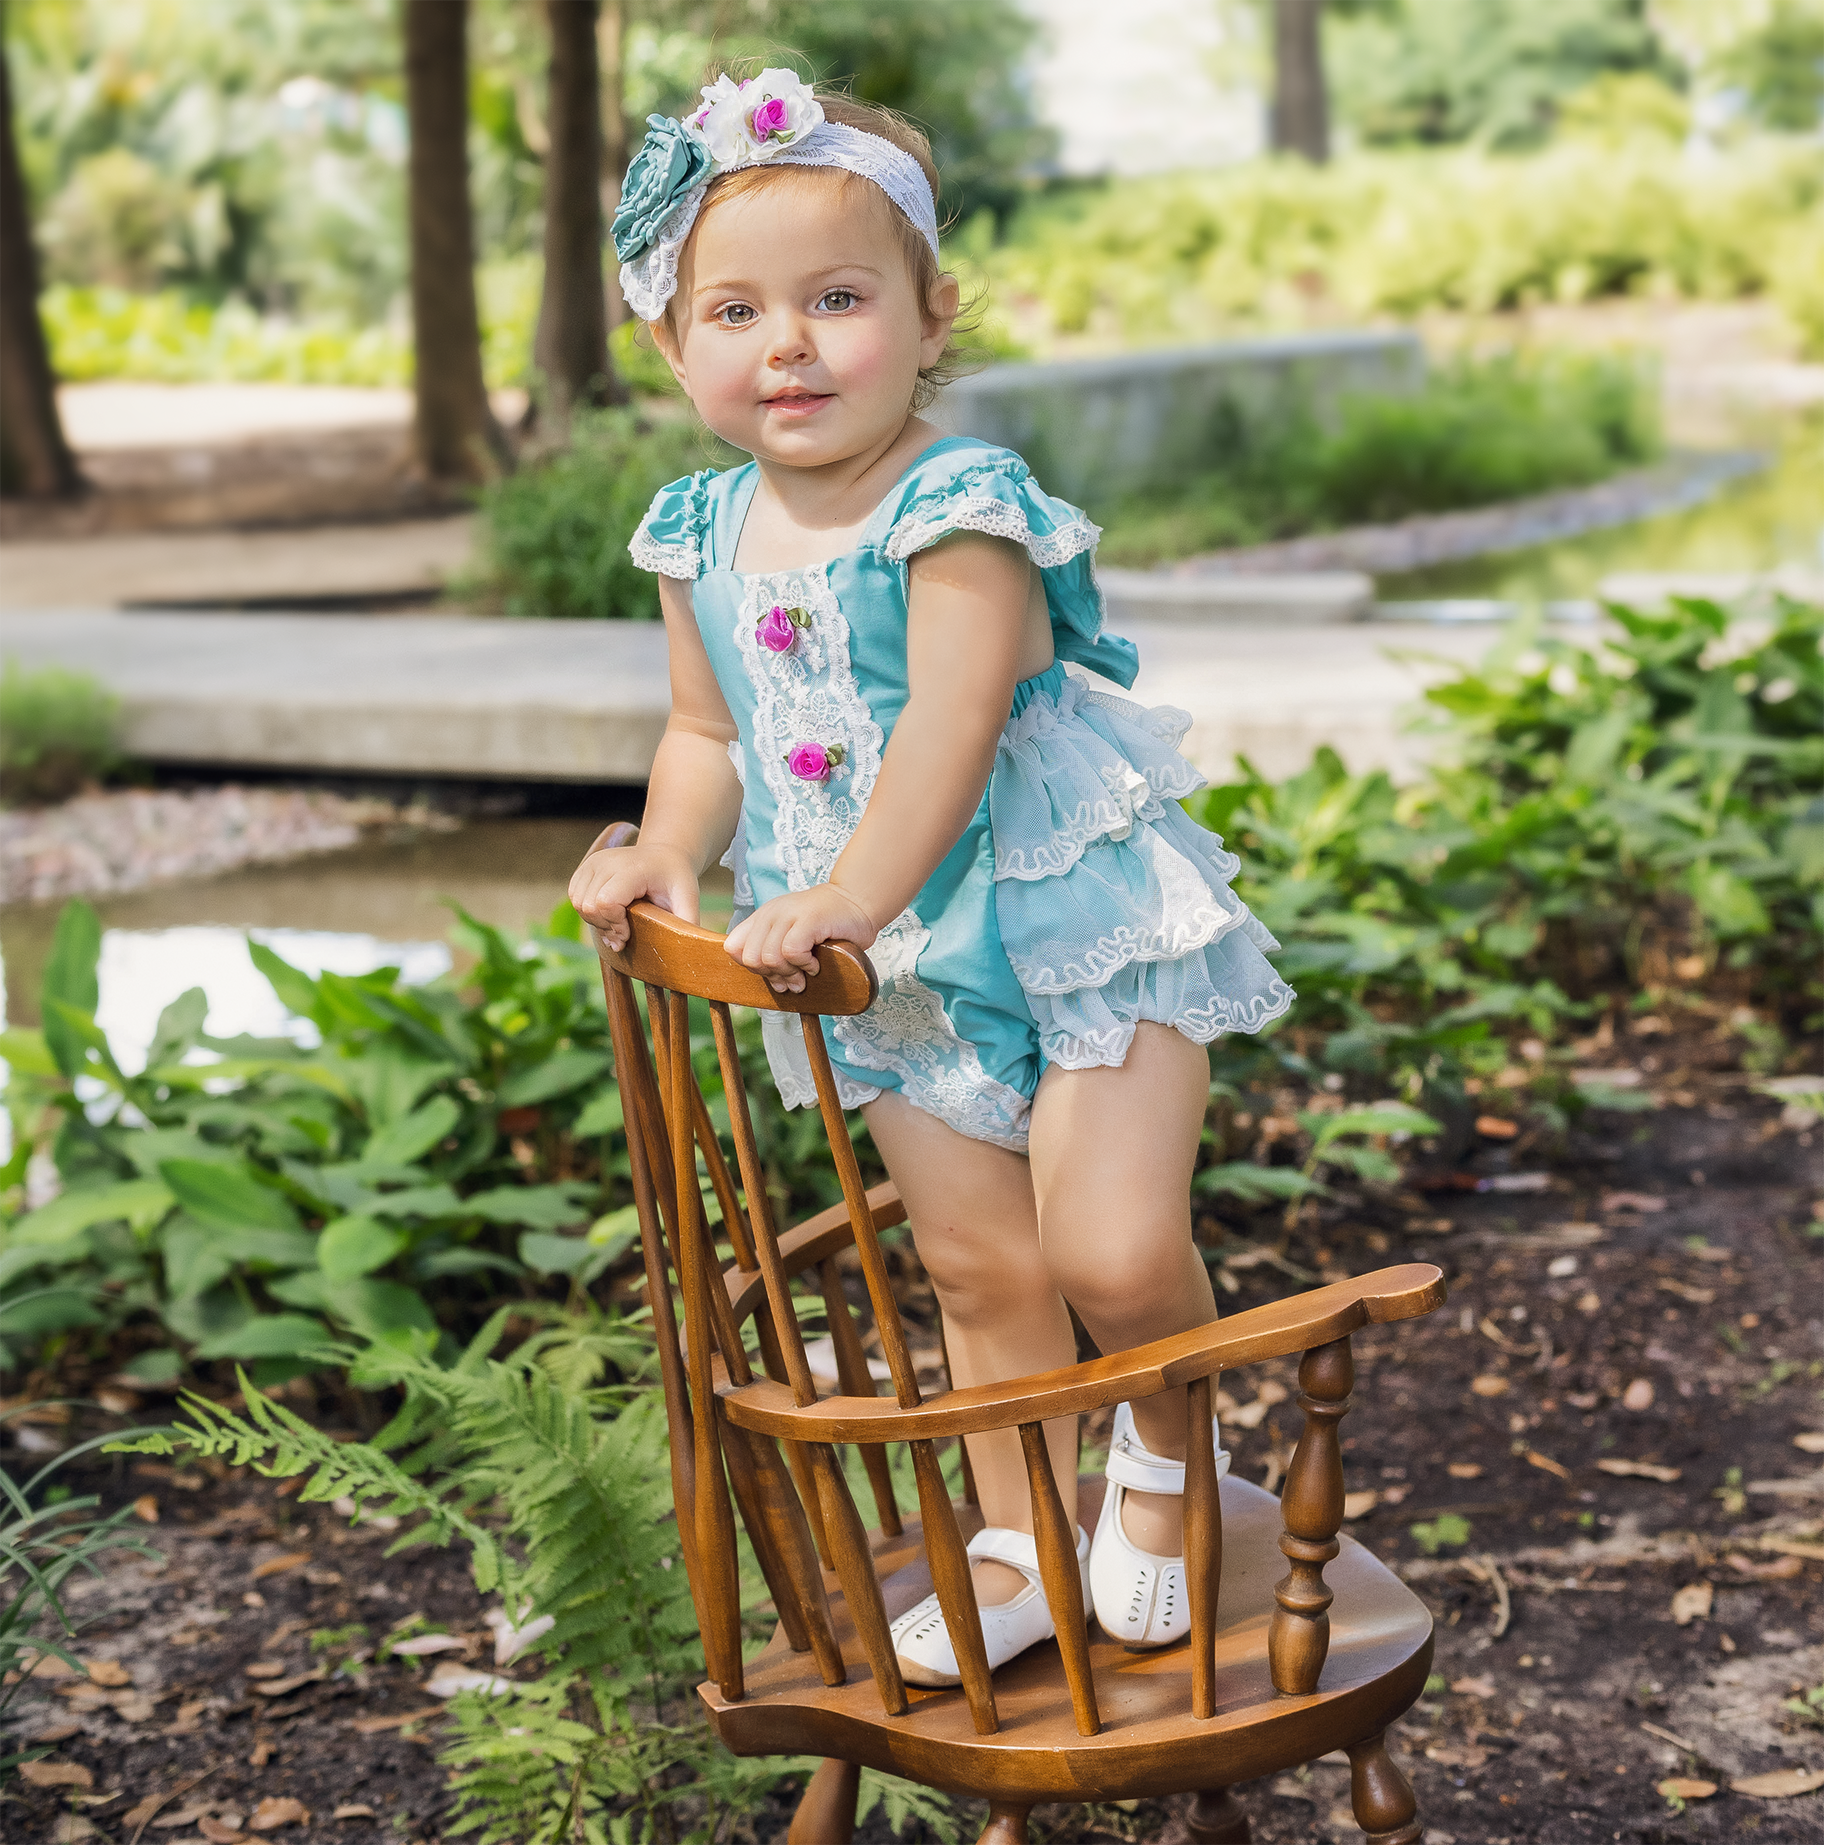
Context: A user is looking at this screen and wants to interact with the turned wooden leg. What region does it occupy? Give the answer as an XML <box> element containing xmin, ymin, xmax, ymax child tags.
<box><xmin>977</xmin><ymin>1803</ymin><xmax>1032</xmax><ymax>1844</ymax></box>
<box><xmin>1269</xmin><ymin>1338</ymin><xmax>1352</xmax><ymax>1695</ymax></box>
<box><xmin>1186</xmin><ymin>1785</ymin><xmax>1252</xmax><ymax>1842</ymax></box>
<box><xmin>1347</xmin><ymin>1732</ymin><xmax>1422</xmax><ymax>1845</ymax></box>
<box><xmin>787</xmin><ymin>1758</ymin><xmax>861</xmax><ymax>1845</ymax></box>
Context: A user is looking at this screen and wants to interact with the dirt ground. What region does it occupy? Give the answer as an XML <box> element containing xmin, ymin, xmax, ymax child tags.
<box><xmin>3</xmin><ymin>1022</ymin><xmax>1820</xmax><ymax>1845</ymax></box>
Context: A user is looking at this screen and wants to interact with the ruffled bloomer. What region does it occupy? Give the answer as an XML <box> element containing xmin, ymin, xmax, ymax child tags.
<box><xmin>992</xmin><ymin>670</ymin><xmax>1294</xmax><ymax>1070</ymax></box>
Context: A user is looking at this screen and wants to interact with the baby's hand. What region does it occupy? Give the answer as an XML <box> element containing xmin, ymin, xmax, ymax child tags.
<box><xmin>724</xmin><ymin>884</ymin><xmax>878</xmax><ymax>994</ymax></box>
<box><xmin>569</xmin><ymin>841</ymin><xmax>699</xmax><ymax>952</ymax></box>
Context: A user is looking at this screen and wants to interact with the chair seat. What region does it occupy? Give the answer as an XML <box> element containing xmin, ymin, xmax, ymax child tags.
<box><xmin>700</xmin><ymin>1475</ymin><xmax>1433</xmax><ymax>1806</ymax></box>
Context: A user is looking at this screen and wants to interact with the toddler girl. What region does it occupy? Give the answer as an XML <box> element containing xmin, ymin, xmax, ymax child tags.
<box><xmin>571</xmin><ymin>72</ymin><xmax>1294</xmax><ymax>1686</ymax></box>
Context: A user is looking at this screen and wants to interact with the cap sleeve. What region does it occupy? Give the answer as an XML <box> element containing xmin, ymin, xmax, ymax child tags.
<box><xmin>628</xmin><ymin>470</ymin><xmax>711</xmax><ymax>579</ymax></box>
<box><xmin>880</xmin><ymin>445</ymin><xmax>1138</xmax><ymax>689</ymax></box>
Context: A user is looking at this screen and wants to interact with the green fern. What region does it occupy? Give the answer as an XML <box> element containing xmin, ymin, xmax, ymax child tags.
<box><xmin>857</xmin><ymin>1769</ymin><xmax>962</xmax><ymax>1845</ymax></box>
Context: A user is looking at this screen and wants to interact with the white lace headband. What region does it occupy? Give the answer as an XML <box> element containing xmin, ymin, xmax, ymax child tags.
<box><xmin>612</xmin><ymin>70</ymin><xmax>940</xmax><ymax>323</ymax></box>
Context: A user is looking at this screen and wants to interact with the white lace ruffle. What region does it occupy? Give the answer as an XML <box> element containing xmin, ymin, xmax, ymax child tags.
<box><xmin>627</xmin><ymin>527</ymin><xmax>701</xmax><ymax>579</ymax></box>
<box><xmin>762</xmin><ymin>1010</ymin><xmax>882</xmax><ymax>1111</ymax></box>
<box><xmin>883</xmin><ymin>496</ymin><xmax>1102</xmax><ymax>570</ymax></box>
<box><xmin>718</xmin><ymin>740</ymin><xmax>754</xmax><ymax>911</ymax></box>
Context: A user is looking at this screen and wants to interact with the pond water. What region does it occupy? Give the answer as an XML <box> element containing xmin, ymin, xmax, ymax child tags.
<box><xmin>1377</xmin><ymin>423</ymin><xmax>1823</xmax><ymax>603</ymax></box>
<box><xmin>0</xmin><ymin>817</ymin><xmax>735</xmax><ymax>1076</ymax></box>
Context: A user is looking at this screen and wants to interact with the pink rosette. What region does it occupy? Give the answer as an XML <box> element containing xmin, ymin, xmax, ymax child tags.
<box><xmin>757</xmin><ymin>605</ymin><xmax>798</xmax><ymax>652</ymax></box>
<box><xmin>785</xmin><ymin>742</ymin><xmax>845</xmax><ymax>782</ymax></box>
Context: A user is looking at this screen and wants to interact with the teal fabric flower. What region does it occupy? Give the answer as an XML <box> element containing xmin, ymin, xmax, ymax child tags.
<box><xmin>612</xmin><ymin>115</ymin><xmax>712</xmax><ymax>263</ymax></box>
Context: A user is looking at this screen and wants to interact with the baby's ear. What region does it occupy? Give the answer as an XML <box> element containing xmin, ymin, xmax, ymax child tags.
<box><xmin>647</xmin><ymin>313</ymin><xmax>690</xmax><ymax>389</ymax></box>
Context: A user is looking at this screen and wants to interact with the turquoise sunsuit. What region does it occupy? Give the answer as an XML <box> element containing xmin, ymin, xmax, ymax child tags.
<box><xmin>629</xmin><ymin>436</ymin><xmax>1294</xmax><ymax>1152</ymax></box>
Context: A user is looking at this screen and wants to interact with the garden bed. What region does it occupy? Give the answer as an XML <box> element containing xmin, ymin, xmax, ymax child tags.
<box><xmin>3</xmin><ymin>1072</ymin><xmax>1818</xmax><ymax>1845</ymax></box>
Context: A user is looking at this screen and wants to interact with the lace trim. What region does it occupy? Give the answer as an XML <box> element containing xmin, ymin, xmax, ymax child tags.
<box><xmin>718</xmin><ymin>740</ymin><xmax>753</xmax><ymax>911</ymax></box>
<box><xmin>628</xmin><ymin>528</ymin><xmax>701</xmax><ymax>578</ymax></box>
<box><xmin>618</xmin><ymin>178</ymin><xmax>710</xmax><ymax>321</ymax></box>
<box><xmin>883</xmin><ymin>496</ymin><xmax>1102</xmax><ymax>570</ymax></box>
<box><xmin>832</xmin><ymin>911</ymin><xmax>1033</xmax><ymax>1152</ymax></box>
<box><xmin>1008</xmin><ymin>895</ymin><xmax>1253</xmax><ymax>996</ymax></box>
<box><xmin>1038</xmin><ymin>977</ymin><xmax>1297</xmax><ymax>1070</ymax></box>
<box><xmin>762</xmin><ymin>1010</ymin><xmax>881</xmax><ymax>1111</ymax></box>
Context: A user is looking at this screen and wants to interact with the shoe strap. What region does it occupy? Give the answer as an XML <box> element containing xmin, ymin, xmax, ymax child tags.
<box><xmin>1105</xmin><ymin>1400</ymin><xmax>1232</xmax><ymax>1494</ymax></box>
<box><xmin>966</xmin><ymin>1522</ymin><xmax>1088</xmax><ymax>1587</ymax></box>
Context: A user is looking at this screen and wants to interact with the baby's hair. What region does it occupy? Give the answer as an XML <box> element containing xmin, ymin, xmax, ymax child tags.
<box><xmin>665</xmin><ymin>76</ymin><xmax>985</xmax><ymax>411</ymax></box>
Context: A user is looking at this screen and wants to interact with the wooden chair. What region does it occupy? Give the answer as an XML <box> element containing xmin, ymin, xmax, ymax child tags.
<box><xmin>591</xmin><ymin>842</ymin><xmax>1447</xmax><ymax>1845</ymax></box>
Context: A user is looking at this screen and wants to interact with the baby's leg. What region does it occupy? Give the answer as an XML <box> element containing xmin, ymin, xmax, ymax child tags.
<box><xmin>862</xmin><ymin>1092</ymin><xmax>1078</xmax><ymax>1605</ymax></box>
<box><xmin>1028</xmin><ymin>1022</ymin><xmax>1217</xmax><ymax>1557</ymax></box>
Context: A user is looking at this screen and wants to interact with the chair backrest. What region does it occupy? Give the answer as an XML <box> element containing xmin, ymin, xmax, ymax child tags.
<box><xmin>592</xmin><ymin>828</ymin><xmax>1444</xmax><ymax>1746</ymax></box>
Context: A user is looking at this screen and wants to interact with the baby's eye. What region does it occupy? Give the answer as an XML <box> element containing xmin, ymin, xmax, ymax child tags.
<box><xmin>818</xmin><ymin>289</ymin><xmax>858</xmax><ymax>313</ymax></box>
<box><xmin>715</xmin><ymin>303</ymin><xmax>757</xmax><ymax>327</ymax></box>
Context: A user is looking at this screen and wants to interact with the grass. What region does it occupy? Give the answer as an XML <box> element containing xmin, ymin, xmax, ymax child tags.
<box><xmin>1095</xmin><ymin>348</ymin><xmax>1662</xmax><ymax>567</ymax></box>
<box><xmin>0</xmin><ymin>661</ymin><xmax>125</xmax><ymax>806</ymax></box>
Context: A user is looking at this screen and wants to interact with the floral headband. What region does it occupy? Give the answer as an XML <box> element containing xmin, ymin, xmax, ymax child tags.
<box><xmin>611</xmin><ymin>69</ymin><xmax>941</xmax><ymax>323</ymax></box>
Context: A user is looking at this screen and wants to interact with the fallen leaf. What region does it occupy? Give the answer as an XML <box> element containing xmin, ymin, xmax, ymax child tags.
<box><xmin>332</xmin><ymin>1806</ymin><xmax>377</xmax><ymax>1821</ymax></box>
<box><xmin>426</xmin><ymin>1664</ymin><xmax>520</xmax><ymax>1698</ymax></box>
<box><xmin>1425</xmin><ymin>1742</ymin><xmax>1489</xmax><ymax>1768</ymax></box>
<box><xmin>387</xmin><ymin>1634</ymin><xmax>467</xmax><ymax>1657</ymax></box>
<box><xmin>1446</xmin><ymin>1461</ymin><xmax>1484</xmax><ymax>1480</ymax></box>
<box><xmin>250</xmin><ymin>1552</ymin><xmax>310</xmax><ymax>1583</ymax></box>
<box><xmin>487</xmin><ymin>1607</ymin><xmax>554</xmax><ymax>1667</ymax></box>
<box><xmin>1671</xmin><ymin>1582</ymin><xmax>1714</xmax><ymax>1626</ymax></box>
<box><xmin>49</xmin><ymin>1818</ymin><xmax>100</xmax><ymax>1844</ymax></box>
<box><xmin>1622</xmin><ymin>1378</ymin><xmax>1656</xmax><ymax>1411</ymax></box>
<box><xmin>244</xmin><ymin>1660</ymin><xmax>288</xmax><ymax>1680</ymax></box>
<box><xmin>304</xmin><ymin>1567</ymin><xmax>343</xmax><ymax>1587</ymax></box>
<box><xmin>1525</xmin><ymin>1449</ymin><xmax>1572</xmax><ymax>1481</ymax></box>
<box><xmin>1470</xmin><ymin>1375</ymin><xmax>1510</xmax><ymax>1397</ymax></box>
<box><xmin>249</xmin><ymin>1795</ymin><xmax>311</xmax><ymax>1830</ymax></box>
<box><xmin>121</xmin><ymin>1793</ymin><xmax>164</xmax><ymax>1831</ymax></box>
<box><xmin>1597</xmin><ymin>1458</ymin><xmax>1682</xmax><ymax>1482</ymax></box>
<box><xmin>1256</xmin><ymin>1380</ymin><xmax>1290</xmax><ymax>1407</ymax></box>
<box><xmin>1658</xmin><ymin>1778</ymin><xmax>1717</xmax><ymax>1801</ymax></box>
<box><xmin>1795</xmin><ymin>1432</ymin><xmax>1824</xmax><ymax>1455</ymax></box>
<box><xmin>1727</xmin><ymin>1553</ymin><xmax>1804</xmax><ymax>1580</ymax></box>
<box><xmin>23</xmin><ymin>1652</ymin><xmax>79</xmax><ymax>1680</ymax></box>
<box><xmin>132</xmin><ymin>1495</ymin><xmax>160</xmax><ymax>1524</ymax></box>
<box><xmin>200</xmin><ymin>1819</ymin><xmax>244</xmax><ymax>1843</ymax></box>
<box><xmin>1342</xmin><ymin>1490</ymin><xmax>1379</xmax><ymax>1520</ymax></box>
<box><xmin>85</xmin><ymin>1658</ymin><xmax>131</xmax><ymax>1687</ymax></box>
<box><xmin>1474</xmin><ymin>1116</ymin><xmax>1519</xmax><ymax>1140</ymax></box>
<box><xmin>33</xmin><ymin>1723</ymin><xmax>81</xmax><ymax>1742</ymax></box>
<box><xmin>249</xmin><ymin>1669</ymin><xmax>323</xmax><ymax>1699</ymax></box>
<box><xmin>1732</xmin><ymin>1768</ymin><xmax>1824</xmax><ymax>1798</ymax></box>
<box><xmin>20</xmin><ymin>1760</ymin><xmax>95</xmax><ymax>1790</ymax></box>
<box><xmin>349</xmin><ymin>1706</ymin><xmax>443</xmax><ymax>1735</ymax></box>
<box><xmin>156</xmin><ymin>1805</ymin><xmax>210</xmax><ymax>1827</ymax></box>
<box><xmin>1601</xmin><ymin>1190</ymin><xmax>1666</xmax><ymax>1213</ymax></box>
<box><xmin>1380</xmin><ymin>1483</ymin><xmax>1410</xmax><ymax>1505</ymax></box>
<box><xmin>110</xmin><ymin>1692</ymin><xmax>156</xmax><ymax>1722</ymax></box>
<box><xmin>1760</xmin><ymin>1535</ymin><xmax>1824</xmax><ymax>1562</ymax></box>
<box><xmin>1451</xmin><ymin>1676</ymin><xmax>1497</xmax><ymax>1698</ymax></box>
<box><xmin>1657</xmin><ymin>1278</ymin><xmax>1715</xmax><ymax>1305</ymax></box>
<box><xmin>1227</xmin><ymin>1398</ymin><xmax>1271</xmax><ymax>1430</ymax></box>
<box><xmin>248</xmin><ymin>1735</ymin><xmax>273</xmax><ymax>1768</ymax></box>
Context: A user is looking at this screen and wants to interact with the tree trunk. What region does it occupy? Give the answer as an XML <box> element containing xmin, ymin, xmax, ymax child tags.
<box><xmin>404</xmin><ymin>0</ymin><xmax>508</xmax><ymax>482</ymax></box>
<box><xmin>1271</xmin><ymin>0</ymin><xmax>1330</xmax><ymax>164</ymax></box>
<box><xmin>0</xmin><ymin>24</ymin><xmax>83</xmax><ymax>500</ymax></box>
<box><xmin>531</xmin><ymin>0</ymin><xmax>625</xmax><ymax>429</ymax></box>
<box><xmin>599</xmin><ymin>0</ymin><xmax>628</xmax><ymax>333</ymax></box>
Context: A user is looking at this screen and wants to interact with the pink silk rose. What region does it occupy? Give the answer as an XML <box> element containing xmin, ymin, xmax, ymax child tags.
<box><xmin>751</xmin><ymin>96</ymin><xmax>789</xmax><ymax>140</ymax></box>
<box><xmin>785</xmin><ymin>742</ymin><xmax>845</xmax><ymax>782</ymax></box>
<box><xmin>757</xmin><ymin>605</ymin><xmax>797</xmax><ymax>652</ymax></box>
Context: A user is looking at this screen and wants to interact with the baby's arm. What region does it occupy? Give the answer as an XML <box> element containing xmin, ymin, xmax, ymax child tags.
<box><xmin>723</xmin><ymin>533</ymin><xmax>1030</xmax><ymax>989</ymax></box>
<box><xmin>570</xmin><ymin>575</ymin><xmax>742</xmax><ymax>950</ymax></box>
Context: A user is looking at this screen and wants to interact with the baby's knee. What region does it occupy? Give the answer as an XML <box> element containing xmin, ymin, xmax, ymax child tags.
<box><xmin>1050</xmin><ymin>1239</ymin><xmax>1179</xmax><ymax>1327</ymax></box>
<box><xmin>915</xmin><ymin>1224</ymin><xmax>1046</xmax><ymax>1327</ymax></box>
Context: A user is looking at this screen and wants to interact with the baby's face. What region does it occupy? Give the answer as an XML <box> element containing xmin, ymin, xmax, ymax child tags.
<box><xmin>657</xmin><ymin>174</ymin><xmax>953</xmax><ymax>467</ymax></box>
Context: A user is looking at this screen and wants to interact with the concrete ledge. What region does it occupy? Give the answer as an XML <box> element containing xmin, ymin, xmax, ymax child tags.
<box><xmin>1100</xmin><ymin>568</ymin><xmax>1372</xmax><ymax>623</ymax></box>
<box><xmin>935</xmin><ymin>330</ymin><xmax>1423</xmax><ymax>503</ymax></box>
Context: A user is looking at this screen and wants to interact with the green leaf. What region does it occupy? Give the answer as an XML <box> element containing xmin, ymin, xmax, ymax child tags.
<box><xmin>9</xmin><ymin>1178</ymin><xmax>174</xmax><ymax>1245</ymax></box>
<box><xmin>518</xmin><ymin>1232</ymin><xmax>609</xmax><ymax>1278</ymax></box>
<box><xmin>0</xmin><ymin>1288</ymin><xmax>104</xmax><ymax>1336</ymax></box>
<box><xmin>193</xmin><ymin>1314</ymin><xmax>332</xmax><ymax>1360</ymax></box>
<box><xmin>249</xmin><ymin>939</ymin><xmax>322</xmax><ymax>1019</ymax></box>
<box><xmin>41</xmin><ymin>900</ymin><xmax>102</xmax><ymax>1080</ymax></box>
<box><xmin>362</xmin><ymin>1094</ymin><xmax>461</xmax><ymax>1167</ymax></box>
<box><xmin>144</xmin><ymin>987</ymin><xmax>209</xmax><ymax>1072</ymax></box>
<box><xmin>497</xmin><ymin>1049</ymin><xmax>612</xmax><ymax>1110</ymax></box>
<box><xmin>326</xmin><ymin>1278</ymin><xmax>436</xmax><ymax>1340</ymax></box>
<box><xmin>119</xmin><ymin>1347</ymin><xmax>183</xmax><ymax>1384</ymax></box>
<box><xmin>159</xmin><ymin>1159</ymin><xmax>301</xmax><ymax>1234</ymax></box>
<box><xmin>41</xmin><ymin>1000</ymin><xmax>124</xmax><ymax>1085</ymax></box>
<box><xmin>318</xmin><ymin>1215</ymin><xmax>406</xmax><ymax>1284</ymax></box>
<box><xmin>1192</xmin><ymin>1163</ymin><xmax>1326</xmax><ymax>1204</ymax></box>
<box><xmin>572</xmin><ymin>1085</ymin><xmax>624</xmax><ymax>1137</ymax></box>
<box><xmin>365</xmin><ymin>1184</ymin><xmax>465</xmax><ymax>1220</ymax></box>
<box><xmin>1307</xmin><ymin>1103</ymin><xmax>1442</xmax><ymax>1149</ymax></box>
<box><xmin>462</xmin><ymin>1184</ymin><xmax>593</xmax><ymax>1230</ymax></box>
<box><xmin>161</xmin><ymin>1223</ymin><xmax>234</xmax><ymax>1301</ymax></box>
<box><xmin>1687</xmin><ymin>862</ymin><xmax>1771</xmax><ymax>938</ymax></box>
<box><xmin>1410</xmin><ymin>1513</ymin><xmax>1473</xmax><ymax>1555</ymax></box>
<box><xmin>0</xmin><ymin>1027</ymin><xmax>58</xmax><ymax>1077</ymax></box>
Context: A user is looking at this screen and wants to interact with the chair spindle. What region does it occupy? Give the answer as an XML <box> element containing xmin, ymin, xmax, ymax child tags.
<box><xmin>909</xmin><ymin>1439</ymin><xmax>999</xmax><ymax>1735</ymax></box>
<box><xmin>1269</xmin><ymin>1338</ymin><xmax>1353</xmax><ymax>1697</ymax></box>
<box><xmin>1018</xmin><ymin>1422</ymin><xmax>1099</xmax><ymax>1737</ymax></box>
<box><xmin>1184</xmin><ymin>1373</ymin><xmax>1224</xmax><ymax>1719</ymax></box>
<box><xmin>816</xmin><ymin>1255</ymin><xmax>902</xmax><ymax>1537</ymax></box>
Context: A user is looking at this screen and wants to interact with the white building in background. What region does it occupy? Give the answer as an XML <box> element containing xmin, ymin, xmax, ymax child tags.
<box><xmin>1021</xmin><ymin>0</ymin><xmax>1265</xmax><ymax>176</ymax></box>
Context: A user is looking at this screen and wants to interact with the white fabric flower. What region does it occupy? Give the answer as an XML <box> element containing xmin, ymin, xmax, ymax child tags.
<box><xmin>689</xmin><ymin>68</ymin><xmax>823</xmax><ymax>167</ymax></box>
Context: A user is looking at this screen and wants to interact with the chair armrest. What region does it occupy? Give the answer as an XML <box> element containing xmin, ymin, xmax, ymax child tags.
<box><xmin>718</xmin><ymin>1262</ymin><xmax>1445</xmax><ymax>1441</ymax></box>
<box><xmin>722</xmin><ymin>1182</ymin><xmax>906</xmax><ymax>1325</ymax></box>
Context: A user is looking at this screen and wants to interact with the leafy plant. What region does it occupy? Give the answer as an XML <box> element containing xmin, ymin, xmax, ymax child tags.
<box><xmin>1409</xmin><ymin>1513</ymin><xmax>1473</xmax><ymax>1554</ymax></box>
<box><xmin>1095</xmin><ymin>349</ymin><xmax>1660</xmax><ymax>567</ymax></box>
<box><xmin>0</xmin><ymin>661</ymin><xmax>125</xmax><ymax>807</ymax></box>
<box><xmin>2</xmin><ymin>1418</ymin><xmax>159</xmax><ymax>1778</ymax></box>
<box><xmin>460</xmin><ymin>411</ymin><xmax>735</xmax><ymax>621</ymax></box>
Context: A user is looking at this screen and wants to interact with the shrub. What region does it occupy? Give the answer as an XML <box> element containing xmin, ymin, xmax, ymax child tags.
<box><xmin>0</xmin><ymin>661</ymin><xmax>123</xmax><ymax>806</ymax></box>
<box><xmin>1096</xmin><ymin>348</ymin><xmax>1660</xmax><ymax>566</ymax></box>
<box><xmin>462</xmin><ymin>412</ymin><xmax>732</xmax><ymax>621</ymax></box>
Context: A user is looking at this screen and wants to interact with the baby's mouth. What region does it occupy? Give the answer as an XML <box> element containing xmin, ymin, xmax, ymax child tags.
<box><xmin>765</xmin><ymin>390</ymin><xmax>832</xmax><ymax>414</ymax></box>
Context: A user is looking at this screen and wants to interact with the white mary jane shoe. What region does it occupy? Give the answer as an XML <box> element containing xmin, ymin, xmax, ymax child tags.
<box><xmin>1089</xmin><ymin>1401</ymin><xmax>1230</xmax><ymax>1650</ymax></box>
<box><xmin>890</xmin><ymin>1522</ymin><xmax>1090</xmax><ymax>1689</ymax></box>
